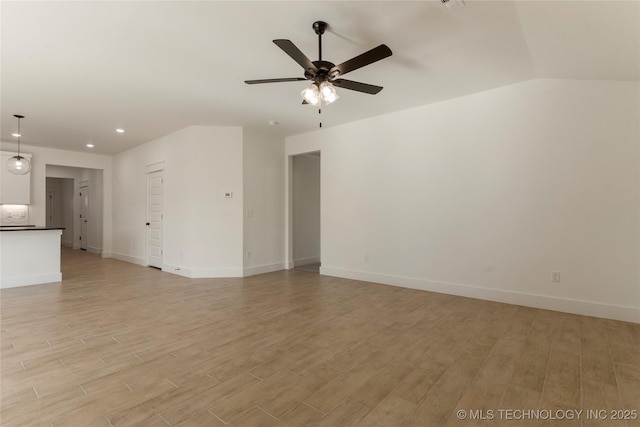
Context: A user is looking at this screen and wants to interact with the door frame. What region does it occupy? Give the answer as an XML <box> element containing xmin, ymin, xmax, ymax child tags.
<box><xmin>285</xmin><ymin>149</ymin><xmax>321</xmax><ymax>270</ymax></box>
<box><xmin>145</xmin><ymin>161</ymin><xmax>165</xmax><ymax>269</ymax></box>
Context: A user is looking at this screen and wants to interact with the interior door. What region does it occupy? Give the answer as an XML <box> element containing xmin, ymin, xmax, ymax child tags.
<box><xmin>79</xmin><ymin>186</ymin><xmax>89</xmax><ymax>251</ymax></box>
<box><xmin>146</xmin><ymin>170</ymin><xmax>163</xmax><ymax>268</ymax></box>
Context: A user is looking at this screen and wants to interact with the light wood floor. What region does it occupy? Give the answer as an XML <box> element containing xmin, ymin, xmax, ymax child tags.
<box><xmin>1</xmin><ymin>248</ymin><xmax>639</xmax><ymax>427</ymax></box>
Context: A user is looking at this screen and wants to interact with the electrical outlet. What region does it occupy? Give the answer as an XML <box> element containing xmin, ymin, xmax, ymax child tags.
<box><xmin>551</xmin><ymin>271</ymin><xmax>561</xmax><ymax>283</ymax></box>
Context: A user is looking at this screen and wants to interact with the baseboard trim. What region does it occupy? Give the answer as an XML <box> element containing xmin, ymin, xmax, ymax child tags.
<box><xmin>111</xmin><ymin>252</ymin><xmax>146</xmax><ymax>267</ymax></box>
<box><xmin>162</xmin><ymin>265</ymin><xmax>192</xmax><ymax>278</ymax></box>
<box><xmin>189</xmin><ymin>268</ymin><xmax>243</xmax><ymax>278</ymax></box>
<box><xmin>320</xmin><ymin>266</ymin><xmax>640</xmax><ymax>324</ymax></box>
<box><xmin>243</xmin><ymin>262</ymin><xmax>285</xmax><ymax>277</ymax></box>
<box><xmin>293</xmin><ymin>256</ymin><xmax>321</xmax><ymax>267</ymax></box>
<box><xmin>1</xmin><ymin>273</ymin><xmax>62</xmax><ymax>289</ymax></box>
<box><xmin>62</xmin><ymin>240</ymin><xmax>74</xmax><ymax>248</ymax></box>
<box><xmin>87</xmin><ymin>246</ymin><xmax>102</xmax><ymax>255</ymax></box>
<box><xmin>162</xmin><ymin>264</ymin><xmax>244</xmax><ymax>279</ymax></box>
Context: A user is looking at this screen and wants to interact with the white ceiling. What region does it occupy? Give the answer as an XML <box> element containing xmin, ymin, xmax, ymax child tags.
<box><xmin>1</xmin><ymin>1</ymin><xmax>638</xmax><ymax>155</ymax></box>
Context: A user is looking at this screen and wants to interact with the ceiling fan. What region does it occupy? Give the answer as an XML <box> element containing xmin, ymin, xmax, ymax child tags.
<box><xmin>244</xmin><ymin>21</ymin><xmax>392</xmax><ymax>106</ymax></box>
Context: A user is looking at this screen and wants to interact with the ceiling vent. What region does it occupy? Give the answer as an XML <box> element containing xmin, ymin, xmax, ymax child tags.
<box><xmin>441</xmin><ymin>0</ymin><xmax>465</xmax><ymax>9</ymax></box>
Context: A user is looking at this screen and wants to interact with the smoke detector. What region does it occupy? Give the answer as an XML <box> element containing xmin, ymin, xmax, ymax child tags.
<box><xmin>441</xmin><ymin>0</ymin><xmax>465</xmax><ymax>9</ymax></box>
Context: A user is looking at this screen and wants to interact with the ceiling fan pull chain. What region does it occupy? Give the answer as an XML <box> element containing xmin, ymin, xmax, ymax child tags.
<box><xmin>319</xmin><ymin>107</ymin><xmax>322</xmax><ymax>128</ymax></box>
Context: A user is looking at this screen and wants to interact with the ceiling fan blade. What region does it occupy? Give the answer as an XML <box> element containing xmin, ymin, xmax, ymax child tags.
<box><xmin>330</xmin><ymin>44</ymin><xmax>392</xmax><ymax>77</ymax></box>
<box><xmin>332</xmin><ymin>79</ymin><xmax>384</xmax><ymax>95</ymax></box>
<box><xmin>245</xmin><ymin>77</ymin><xmax>307</xmax><ymax>84</ymax></box>
<box><xmin>273</xmin><ymin>39</ymin><xmax>318</xmax><ymax>72</ymax></box>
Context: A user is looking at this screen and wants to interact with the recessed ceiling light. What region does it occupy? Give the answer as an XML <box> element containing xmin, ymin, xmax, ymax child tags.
<box><xmin>268</xmin><ymin>120</ymin><xmax>279</xmax><ymax>126</ymax></box>
<box><xmin>11</xmin><ymin>133</ymin><xmax>21</xmax><ymax>137</ymax></box>
<box><xmin>86</xmin><ymin>143</ymin><xmax>94</xmax><ymax>148</ymax></box>
<box><xmin>115</xmin><ymin>128</ymin><xmax>125</xmax><ymax>133</ymax></box>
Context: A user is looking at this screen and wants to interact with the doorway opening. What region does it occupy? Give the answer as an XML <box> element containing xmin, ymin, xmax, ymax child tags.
<box><xmin>46</xmin><ymin>165</ymin><xmax>104</xmax><ymax>254</ymax></box>
<box><xmin>291</xmin><ymin>151</ymin><xmax>321</xmax><ymax>272</ymax></box>
<box><xmin>45</xmin><ymin>177</ymin><xmax>74</xmax><ymax>247</ymax></box>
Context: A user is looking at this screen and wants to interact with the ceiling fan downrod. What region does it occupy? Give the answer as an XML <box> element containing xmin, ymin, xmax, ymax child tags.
<box><xmin>313</xmin><ymin>21</ymin><xmax>327</xmax><ymax>62</ymax></box>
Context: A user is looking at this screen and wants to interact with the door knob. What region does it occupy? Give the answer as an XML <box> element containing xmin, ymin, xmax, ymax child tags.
<box><xmin>146</xmin><ymin>222</ymin><xmax>150</xmax><ymax>226</ymax></box>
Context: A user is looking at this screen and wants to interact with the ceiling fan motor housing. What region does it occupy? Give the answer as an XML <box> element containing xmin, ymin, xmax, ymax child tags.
<box><xmin>306</xmin><ymin>60</ymin><xmax>337</xmax><ymax>83</ymax></box>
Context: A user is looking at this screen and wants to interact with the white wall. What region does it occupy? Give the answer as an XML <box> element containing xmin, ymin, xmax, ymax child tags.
<box><xmin>286</xmin><ymin>79</ymin><xmax>640</xmax><ymax>323</ymax></box>
<box><xmin>242</xmin><ymin>129</ymin><xmax>285</xmax><ymax>276</ymax></box>
<box><xmin>0</xmin><ymin>143</ymin><xmax>113</xmax><ymax>256</ymax></box>
<box><xmin>112</xmin><ymin>126</ymin><xmax>244</xmax><ymax>277</ymax></box>
<box><xmin>292</xmin><ymin>153</ymin><xmax>321</xmax><ymax>266</ymax></box>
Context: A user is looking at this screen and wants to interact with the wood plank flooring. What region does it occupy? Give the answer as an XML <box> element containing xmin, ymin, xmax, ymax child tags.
<box><xmin>1</xmin><ymin>248</ymin><xmax>639</xmax><ymax>426</ymax></box>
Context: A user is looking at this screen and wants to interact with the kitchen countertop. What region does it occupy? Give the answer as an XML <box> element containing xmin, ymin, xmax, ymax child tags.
<box><xmin>0</xmin><ymin>226</ymin><xmax>65</xmax><ymax>232</ymax></box>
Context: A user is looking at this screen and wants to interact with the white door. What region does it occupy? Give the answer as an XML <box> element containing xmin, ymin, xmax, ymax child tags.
<box><xmin>147</xmin><ymin>170</ymin><xmax>163</xmax><ymax>268</ymax></box>
<box><xmin>79</xmin><ymin>186</ymin><xmax>89</xmax><ymax>251</ymax></box>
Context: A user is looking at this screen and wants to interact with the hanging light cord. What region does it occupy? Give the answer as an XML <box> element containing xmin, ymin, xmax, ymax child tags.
<box><xmin>16</xmin><ymin>116</ymin><xmax>22</xmax><ymax>157</ymax></box>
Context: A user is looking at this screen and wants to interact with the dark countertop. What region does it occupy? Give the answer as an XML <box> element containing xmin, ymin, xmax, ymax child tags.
<box><xmin>0</xmin><ymin>226</ymin><xmax>65</xmax><ymax>232</ymax></box>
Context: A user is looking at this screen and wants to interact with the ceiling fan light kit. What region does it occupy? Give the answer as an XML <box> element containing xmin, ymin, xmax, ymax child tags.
<box><xmin>245</xmin><ymin>21</ymin><xmax>392</xmax><ymax>108</ymax></box>
<box><xmin>300</xmin><ymin>81</ymin><xmax>339</xmax><ymax>106</ymax></box>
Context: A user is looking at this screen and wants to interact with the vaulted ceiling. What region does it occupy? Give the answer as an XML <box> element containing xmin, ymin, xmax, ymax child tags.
<box><xmin>1</xmin><ymin>1</ymin><xmax>638</xmax><ymax>155</ymax></box>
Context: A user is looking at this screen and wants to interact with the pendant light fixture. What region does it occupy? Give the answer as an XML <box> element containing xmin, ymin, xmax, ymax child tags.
<box><xmin>7</xmin><ymin>114</ymin><xmax>31</xmax><ymax>175</ymax></box>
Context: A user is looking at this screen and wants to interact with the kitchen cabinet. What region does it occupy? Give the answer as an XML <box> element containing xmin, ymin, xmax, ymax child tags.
<box><xmin>1</xmin><ymin>152</ymin><xmax>31</xmax><ymax>204</ymax></box>
<box><xmin>0</xmin><ymin>227</ymin><xmax>63</xmax><ymax>287</ymax></box>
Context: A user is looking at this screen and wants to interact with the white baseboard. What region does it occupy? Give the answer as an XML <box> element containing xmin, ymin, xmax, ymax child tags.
<box><xmin>87</xmin><ymin>246</ymin><xmax>102</xmax><ymax>255</ymax></box>
<box><xmin>162</xmin><ymin>264</ymin><xmax>192</xmax><ymax>278</ymax></box>
<box><xmin>189</xmin><ymin>268</ymin><xmax>243</xmax><ymax>278</ymax></box>
<box><xmin>286</xmin><ymin>260</ymin><xmax>294</xmax><ymax>270</ymax></box>
<box><xmin>243</xmin><ymin>262</ymin><xmax>285</xmax><ymax>277</ymax></box>
<box><xmin>111</xmin><ymin>252</ymin><xmax>146</xmax><ymax>266</ymax></box>
<box><xmin>62</xmin><ymin>240</ymin><xmax>74</xmax><ymax>248</ymax></box>
<box><xmin>320</xmin><ymin>266</ymin><xmax>640</xmax><ymax>324</ymax></box>
<box><xmin>1</xmin><ymin>273</ymin><xmax>62</xmax><ymax>289</ymax></box>
<box><xmin>162</xmin><ymin>264</ymin><xmax>243</xmax><ymax>278</ymax></box>
<box><xmin>293</xmin><ymin>256</ymin><xmax>321</xmax><ymax>267</ymax></box>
